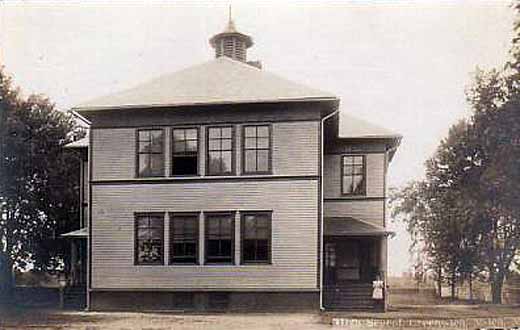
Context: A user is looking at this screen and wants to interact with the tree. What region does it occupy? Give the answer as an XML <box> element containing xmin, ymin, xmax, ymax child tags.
<box><xmin>0</xmin><ymin>68</ymin><xmax>83</xmax><ymax>302</ymax></box>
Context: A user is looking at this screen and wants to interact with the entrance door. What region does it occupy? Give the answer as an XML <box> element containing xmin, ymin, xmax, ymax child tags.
<box><xmin>324</xmin><ymin>237</ymin><xmax>376</xmax><ymax>285</ymax></box>
<box><xmin>336</xmin><ymin>240</ymin><xmax>361</xmax><ymax>282</ymax></box>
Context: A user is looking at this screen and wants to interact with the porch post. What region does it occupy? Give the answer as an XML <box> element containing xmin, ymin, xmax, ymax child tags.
<box><xmin>70</xmin><ymin>239</ymin><xmax>77</xmax><ymax>286</ymax></box>
<box><xmin>380</xmin><ymin>236</ymin><xmax>388</xmax><ymax>311</ymax></box>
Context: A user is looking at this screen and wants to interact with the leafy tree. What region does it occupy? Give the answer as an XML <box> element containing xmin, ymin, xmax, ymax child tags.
<box><xmin>0</xmin><ymin>68</ymin><xmax>82</xmax><ymax>302</ymax></box>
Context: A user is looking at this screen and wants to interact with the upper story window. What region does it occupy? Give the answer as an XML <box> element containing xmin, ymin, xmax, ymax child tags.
<box><xmin>341</xmin><ymin>155</ymin><xmax>366</xmax><ymax>196</ymax></box>
<box><xmin>243</xmin><ymin>125</ymin><xmax>271</xmax><ymax>174</ymax></box>
<box><xmin>137</xmin><ymin>129</ymin><xmax>164</xmax><ymax>177</ymax></box>
<box><xmin>241</xmin><ymin>212</ymin><xmax>271</xmax><ymax>264</ymax></box>
<box><xmin>135</xmin><ymin>213</ymin><xmax>164</xmax><ymax>265</ymax></box>
<box><xmin>172</xmin><ymin>128</ymin><xmax>199</xmax><ymax>176</ymax></box>
<box><xmin>207</xmin><ymin>126</ymin><xmax>234</xmax><ymax>176</ymax></box>
<box><xmin>170</xmin><ymin>213</ymin><xmax>199</xmax><ymax>264</ymax></box>
<box><xmin>205</xmin><ymin>212</ymin><xmax>235</xmax><ymax>264</ymax></box>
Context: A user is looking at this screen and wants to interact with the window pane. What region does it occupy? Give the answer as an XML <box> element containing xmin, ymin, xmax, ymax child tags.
<box><xmin>353</xmin><ymin>165</ymin><xmax>364</xmax><ymax>175</ymax></box>
<box><xmin>208</xmin><ymin>139</ymin><xmax>220</xmax><ymax>151</ymax></box>
<box><xmin>257</xmin><ymin>150</ymin><xmax>269</xmax><ymax>172</ymax></box>
<box><xmin>220</xmin><ymin>239</ymin><xmax>232</xmax><ymax>256</ymax></box>
<box><xmin>352</xmin><ymin>175</ymin><xmax>364</xmax><ymax>194</ymax></box>
<box><xmin>242</xmin><ymin>213</ymin><xmax>271</xmax><ymax>263</ymax></box>
<box><xmin>245</xmin><ymin>150</ymin><xmax>256</xmax><ymax>173</ymax></box>
<box><xmin>221</xmin><ymin>127</ymin><xmax>232</xmax><ymax>138</ymax></box>
<box><xmin>150</xmin><ymin>154</ymin><xmax>164</xmax><ymax>175</ymax></box>
<box><xmin>256</xmin><ymin>240</ymin><xmax>269</xmax><ymax>261</ymax></box>
<box><xmin>243</xmin><ymin>240</ymin><xmax>255</xmax><ymax>261</ymax></box>
<box><xmin>137</xmin><ymin>217</ymin><xmax>149</xmax><ymax>228</ymax></box>
<box><xmin>343</xmin><ymin>176</ymin><xmax>353</xmax><ymax>193</ymax></box>
<box><xmin>139</xmin><ymin>140</ymin><xmax>151</xmax><ymax>153</ymax></box>
<box><xmin>221</xmin><ymin>139</ymin><xmax>232</xmax><ymax>150</ymax></box>
<box><xmin>139</xmin><ymin>130</ymin><xmax>150</xmax><ymax>142</ymax></box>
<box><xmin>244</xmin><ymin>126</ymin><xmax>256</xmax><ymax>137</ymax></box>
<box><xmin>209</xmin><ymin>128</ymin><xmax>221</xmax><ymax>139</ymax></box>
<box><xmin>208</xmin><ymin>152</ymin><xmax>221</xmax><ymax>174</ymax></box>
<box><xmin>221</xmin><ymin>152</ymin><xmax>232</xmax><ymax>173</ymax></box>
<box><xmin>137</xmin><ymin>240</ymin><xmax>162</xmax><ymax>264</ymax></box>
<box><xmin>257</xmin><ymin>137</ymin><xmax>269</xmax><ymax>149</ymax></box>
<box><xmin>174</xmin><ymin>141</ymin><xmax>185</xmax><ymax>153</ymax></box>
<box><xmin>257</xmin><ymin>126</ymin><xmax>269</xmax><ymax>137</ymax></box>
<box><xmin>139</xmin><ymin>154</ymin><xmax>150</xmax><ymax>176</ymax></box>
<box><xmin>244</xmin><ymin>138</ymin><xmax>256</xmax><ymax>149</ymax></box>
<box><xmin>173</xmin><ymin>129</ymin><xmax>185</xmax><ymax>141</ymax></box>
<box><xmin>186</xmin><ymin>140</ymin><xmax>198</xmax><ymax>152</ymax></box>
<box><xmin>185</xmin><ymin>129</ymin><xmax>197</xmax><ymax>140</ymax></box>
<box><xmin>344</xmin><ymin>165</ymin><xmax>353</xmax><ymax>176</ymax></box>
<box><xmin>150</xmin><ymin>130</ymin><xmax>163</xmax><ymax>152</ymax></box>
<box><xmin>173</xmin><ymin>156</ymin><xmax>198</xmax><ymax>175</ymax></box>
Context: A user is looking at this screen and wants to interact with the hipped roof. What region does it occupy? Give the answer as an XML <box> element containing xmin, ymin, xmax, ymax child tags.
<box><xmin>325</xmin><ymin>217</ymin><xmax>394</xmax><ymax>237</ymax></box>
<box><xmin>74</xmin><ymin>57</ymin><xmax>337</xmax><ymax>112</ymax></box>
<box><xmin>338</xmin><ymin>113</ymin><xmax>401</xmax><ymax>140</ymax></box>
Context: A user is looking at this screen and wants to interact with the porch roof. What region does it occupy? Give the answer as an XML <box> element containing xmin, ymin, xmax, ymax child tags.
<box><xmin>61</xmin><ymin>227</ymin><xmax>88</xmax><ymax>238</ymax></box>
<box><xmin>324</xmin><ymin>217</ymin><xmax>394</xmax><ymax>237</ymax></box>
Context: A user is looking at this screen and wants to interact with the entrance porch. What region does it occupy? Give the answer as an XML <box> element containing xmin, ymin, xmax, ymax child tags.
<box><xmin>323</xmin><ymin>217</ymin><xmax>392</xmax><ymax>311</ymax></box>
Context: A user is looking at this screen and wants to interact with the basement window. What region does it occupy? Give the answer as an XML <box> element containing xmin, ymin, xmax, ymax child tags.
<box><xmin>172</xmin><ymin>128</ymin><xmax>199</xmax><ymax>176</ymax></box>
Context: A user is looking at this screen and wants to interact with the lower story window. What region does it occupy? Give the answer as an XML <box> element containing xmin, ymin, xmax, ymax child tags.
<box><xmin>170</xmin><ymin>213</ymin><xmax>199</xmax><ymax>264</ymax></box>
<box><xmin>205</xmin><ymin>213</ymin><xmax>235</xmax><ymax>264</ymax></box>
<box><xmin>241</xmin><ymin>212</ymin><xmax>271</xmax><ymax>264</ymax></box>
<box><xmin>135</xmin><ymin>213</ymin><xmax>164</xmax><ymax>265</ymax></box>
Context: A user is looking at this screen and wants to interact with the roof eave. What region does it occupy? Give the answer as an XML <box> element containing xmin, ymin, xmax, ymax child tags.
<box><xmin>73</xmin><ymin>96</ymin><xmax>339</xmax><ymax>114</ymax></box>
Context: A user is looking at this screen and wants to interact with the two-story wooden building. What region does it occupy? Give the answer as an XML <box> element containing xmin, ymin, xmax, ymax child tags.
<box><xmin>63</xmin><ymin>18</ymin><xmax>401</xmax><ymax>311</ymax></box>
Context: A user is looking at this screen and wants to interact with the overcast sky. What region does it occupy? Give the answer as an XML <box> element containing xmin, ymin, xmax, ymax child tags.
<box><xmin>0</xmin><ymin>1</ymin><xmax>515</xmax><ymax>275</ymax></box>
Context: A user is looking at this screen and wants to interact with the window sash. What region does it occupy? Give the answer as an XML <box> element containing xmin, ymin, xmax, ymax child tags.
<box><xmin>205</xmin><ymin>213</ymin><xmax>234</xmax><ymax>264</ymax></box>
<box><xmin>241</xmin><ymin>212</ymin><xmax>271</xmax><ymax>264</ymax></box>
<box><xmin>172</xmin><ymin>128</ymin><xmax>199</xmax><ymax>176</ymax></box>
<box><xmin>243</xmin><ymin>125</ymin><xmax>271</xmax><ymax>174</ymax></box>
<box><xmin>137</xmin><ymin>129</ymin><xmax>164</xmax><ymax>177</ymax></box>
<box><xmin>341</xmin><ymin>155</ymin><xmax>366</xmax><ymax>195</ymax></box>
<box><xmin>170</xmin><ymin>214</ymin><xmax>199</xmax><ymax>264</ymax></box>
<box><xmin>207</xmin><ymin>127</ymin><xmax>234</xmax><ymax>175</ymax></box>
<box><xmin>135</xmin><ymin>213</ymin><xmax>164</xmax><ymax>265</ymax></box>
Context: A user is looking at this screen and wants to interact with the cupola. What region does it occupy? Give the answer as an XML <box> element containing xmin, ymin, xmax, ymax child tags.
<box><xmin>209</xmin><ymin>9</ymin><xmax>254</xmax><ymax>63</ymax></box>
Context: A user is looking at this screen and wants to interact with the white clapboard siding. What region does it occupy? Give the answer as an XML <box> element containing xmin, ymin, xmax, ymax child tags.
<box><xmin>91</xmin><ymin>121</ymin><xmax>319</xmax><ymax>181</ymax></box>
<box><xmin>91</xmin><ymin>180</ymin><xmax>318</xmax><ymax>290</ymax></box>
<box><xmin>323</xmin><ymin>153</ymin><xmax>385</xmax><ymax>198</ymax></box>
<box><xmin>324</xmin><ymin>200</ymin><xmax>384</xmax><ymax>227</ymax></box>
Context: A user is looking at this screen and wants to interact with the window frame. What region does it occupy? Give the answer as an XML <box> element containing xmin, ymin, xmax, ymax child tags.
<box><xmin>241</xmin><ymin>124</ymin><xmax>272</xmax><ymax>175</ymax></box>
<box><xmin>204</xmin><ymin>212</ymin><xmax>235</xmax><ymax>265</ymax></box>
<box><xmin>206</xmin><ymin>125</ymin><xmax>235</xmax><ymax>176</ymax></box>
<box><xmin>240</xmin><ymin>211</ymin><xmax>272</xmax><ymax>265</ymax></box>
<box><xmin>169</xmin><ymin>212</ymin><xmax>200</xmax><ymax>265</ymax></box>
<box><xmin>171</xmin><ymin>126</ymin><xmax>200</xmax><ymax>177</ymax></box>
<box><xmin>134</xmin><ymin>212</ymin><xmax>165</xmax><ymax>266</ymax></box>
<box><xmin>135</xmin><ymin>128</ymin><xmax>166</xmax><ymax>178</ymax></box>
<box><xmin>340</xmin><ymin>154</ymin><xmax>367</xmax><ymax>196</ymax></box>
